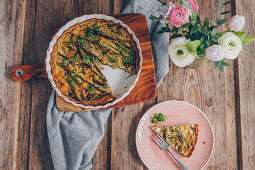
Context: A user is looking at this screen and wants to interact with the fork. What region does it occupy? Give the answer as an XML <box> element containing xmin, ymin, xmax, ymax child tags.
<box><xmin>154</xmin><ymin>135</ymin><xmax>189</xmax><ymax>170</ymax></box>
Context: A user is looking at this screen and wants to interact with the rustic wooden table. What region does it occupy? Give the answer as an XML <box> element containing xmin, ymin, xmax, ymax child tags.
<box><xmin>1</xmin><ymin>0</ymin><xmax>254</xmax><ymax>169</ymax></box>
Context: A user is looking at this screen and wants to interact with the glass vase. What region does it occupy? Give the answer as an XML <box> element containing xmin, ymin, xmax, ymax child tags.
<box><xmin>186</xmin><ymin>57</ymin><xmax>205</xmax><ymax>68</ymax></box>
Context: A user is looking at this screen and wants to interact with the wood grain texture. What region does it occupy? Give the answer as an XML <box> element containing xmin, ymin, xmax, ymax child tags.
<box><xmin>56</xmin><ymin>14</ymin><xmax>157</xmax><ymax>112</ymax></box>
<box><xmin>235</xmin><ymin>0</ymin><xmax>255</xmax><ymax>169</ymax></box>
<box><xmin>0</xmin><ymin>0</ymin><xmax>27</xmax><ymax>169</ymax></box>
<box><xmin>1</xmin><ymin>0</ymin><xmax>255</xmax><ymax>170</ymax></box>
<box><xmin>157</xmin><ymin>0</ymin><xmax>238</xmax><ymax>169</ymax></box>
<box><xmin>11</xmin><ymin>64</ymin><xmax>47</xmax><ymax>82</ymax></box>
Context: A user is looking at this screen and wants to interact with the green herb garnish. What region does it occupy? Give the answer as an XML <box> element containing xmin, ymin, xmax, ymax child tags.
<box><xmin>79</xmin><ymin>38</ymin><xmax>86</xmax><ymax>46</ymax></box>
<box><xmin>67</xmin><ymin>77</ymin><xmax>77</xmax><ymax>86</ymax></box>
<box><xmin>104</xmin><ymin>83</ymin><xmax>109</xmax><ymax>89</ymax></box>
<box><xmin>151</xmin><ymin>113</ymin><xmax>166</xmax><ymax>124</ymax></box>
<box><xmin>71</xmin><ymin>54</ymin><xmax>78</xmax><ymax>62</ymax></box>
<box><xmin>67</xmin><ymin>77</ymin><xmax>72</xmax><ymax>84</ymax></box>
<box><xmin>118</xmin><ymin>47</ymin><xmax>124</xmax><ymax>53</ymax></box>
<box><xmin>71</xmin><ymin>72</ymin><xmax>78</xmax><ymax>79</ymax></box>
<box><xmin>109</xmin><ymin>57</ymin><xmax>116</xmax><ymax>63</ymax></box>
<box><xmin>88</xmin><ymin>85</ymin><xmax>95</xmax><ymax>92</ymax></box>
<box><xmin>116</xmin><ymin>25</ymin><xmax>122</xmax><ymax>30</ymax></box>
<box><xmin>86</xmin><ymin>28</ymin><xmax>92</xmax><ymax>35</ymax></box>
<box><xmin>64</xmin><ymin>59</ymin><xmax>69</xmax><ymax>66</ymax></box>
<box><xmin>68</xmin><ymin>42</ymin><xmax>75</xmax><ymax>46</ymax></box>
<box><xmin>81</xmin><ymin>68</ymin><xmax>85</xmax><ymax>74</ymax></box>
<box><xmin>71</xmin><ymin>81</ymin><xmax>77</xmax><ymax>85</ymax></box>
<box><xmin>93</xmin><ymin>24</ymin><xmax>100</xmax><ymax>31</ymax></box>
<box><xmin>102</xmin><ymin>49</ymin><xmax>110</xmax><ymax>55</ymax></box>
<box><xmin>83</xmin><ymin>55</ymin><xmax>90</xmax><ymax>64</ymax></box>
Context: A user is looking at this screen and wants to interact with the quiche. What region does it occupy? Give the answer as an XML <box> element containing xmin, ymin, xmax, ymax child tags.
<box><xmin>50</xmin><ymin>18</ymin><xmax>140</xmax><ymax>106</ymax></box>
<box><xmin>151</xmin><ymin>124</ymin><xmax>198</xmax><ymax>158</ymax></box>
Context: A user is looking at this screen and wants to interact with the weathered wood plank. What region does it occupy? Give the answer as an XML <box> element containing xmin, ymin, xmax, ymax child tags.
<box><xmin>0</xmin><ymin>0</ymin><xmax>27</xmax><ymax>169</ymax></box>
<box><xmin>110</xmin><ymin>104</ymin><xmax>145</xmax><ymax>170</ymax></box>
<box><xmin>109</xmin><ymin>1</ymin><xmax>146</xmax><ymax>170</ymax></box>
<box><xmin>156</xmin><ymin>0</ymin><xmax>238</xmax><ymax>169</ymax></box>
<box><xmin>2</xmin><ymin>0</ymin><xmax>252</xmax><ymax>169</ymax></box>
<box><xmin>235</xmin><ymin>0</ymin><xmax>255</xmax><ymax>169</ymax></box>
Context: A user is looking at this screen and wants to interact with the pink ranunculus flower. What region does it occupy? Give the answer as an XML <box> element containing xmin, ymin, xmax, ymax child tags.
<box><xmin>205</xmin><ymin>45</ymin><xmax>225</xmax><ymax>61</ymax></box>
<box><xmin>170</xmin><ymin>6</ymin><xmax>191</xmax><ymax>27</ymax></box>
<box><xmin>187</xmin><ymin>0</ymin><xmax>198</xmax><ymax>13</ymax></box>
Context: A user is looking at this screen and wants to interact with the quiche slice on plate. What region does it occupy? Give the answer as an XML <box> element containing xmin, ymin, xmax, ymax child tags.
<box><xmin>151</xmin><ymin>124</ymin><xmax>199</xmax><ymax>158</ymax></box>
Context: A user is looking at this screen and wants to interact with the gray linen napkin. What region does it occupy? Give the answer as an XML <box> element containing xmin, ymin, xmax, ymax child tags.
<box><xmin>46</xmin><ymin>0</ymin><xmax>169</xmax><ymax>169</ymax></box>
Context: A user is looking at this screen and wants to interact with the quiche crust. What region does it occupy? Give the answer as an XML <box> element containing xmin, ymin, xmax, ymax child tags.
<box><xmin>151</xmin><ymin>124</ymin><xmax>199</xmax><ymax>158</ymax></box>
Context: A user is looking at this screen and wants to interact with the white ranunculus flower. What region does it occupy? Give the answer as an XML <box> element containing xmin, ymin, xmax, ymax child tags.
<box><xmin>228</xmin><ymin>15</ymin><xmax>245</xmax><ymax>31</ymax></box>
<box><xmin>206</xmin><ymin>45</ymin><xmax>225</xmax><ymax>61</ymax></box>
<box><xmin>168</xmin><ymin>37</ymin><xmax>195</xmax><ymax>67</ymax></box>
<box><xmin>218</xmin><ymin>32</ymin><xmax>242</xmax><ymax>59</ymax></box>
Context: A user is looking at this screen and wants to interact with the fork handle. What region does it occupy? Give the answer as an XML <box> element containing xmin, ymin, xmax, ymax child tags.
<box><xmin>167</xmin><ymin>149</ymin><xmax>189</xmax><ymax>170</ymax></box>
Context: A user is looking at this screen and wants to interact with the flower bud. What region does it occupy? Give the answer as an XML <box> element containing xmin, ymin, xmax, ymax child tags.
<box><xmin>188</xmin><ymin>0</ymin><xmax>198</xmax><ymax>13</ymax></box>
<box><xmin>206</xmin><ymin>45</ymin><xmax>225</xmax><ymax>61</ymax></box>
<box><xmin>228</xmin><ymin>15</ymin><xmax>245</xmax><ymax>31</ymax></box>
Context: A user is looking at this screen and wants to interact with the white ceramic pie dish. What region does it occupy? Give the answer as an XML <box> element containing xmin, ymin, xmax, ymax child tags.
<box><xmin>45</xmin><ymin>14</ymin><xmax>143</xmax><ymax>110</ymax></box>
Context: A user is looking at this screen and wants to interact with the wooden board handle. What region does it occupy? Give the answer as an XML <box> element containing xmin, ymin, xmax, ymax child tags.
<box><xmin>11</xmin><ymin>64</ymin><xmax>48</xmax><ymax>82</ymax></box>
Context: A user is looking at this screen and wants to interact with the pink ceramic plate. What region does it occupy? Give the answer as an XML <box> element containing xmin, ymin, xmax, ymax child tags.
<box><xmin>136</xmin><ymin>100</ymin><xmax>214</xmax><ymax>170</ymax></box>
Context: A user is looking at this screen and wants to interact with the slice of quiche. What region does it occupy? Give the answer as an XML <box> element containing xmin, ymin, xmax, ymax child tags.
<box><xmin>151</xmin><ymin>124</ymin><xmax>198</xmax><ymax>158</ymax></box>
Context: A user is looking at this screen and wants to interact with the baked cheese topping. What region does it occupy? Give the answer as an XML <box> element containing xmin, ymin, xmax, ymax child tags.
<box><xmin>50</xmin><ymin>19</ymin><xmax>140</xmax><ymax>106</ymax></box>
<box><xmin>151</xmin><ymin>124</ymin><xmax>198</xmax><ymax>158</ymax></box>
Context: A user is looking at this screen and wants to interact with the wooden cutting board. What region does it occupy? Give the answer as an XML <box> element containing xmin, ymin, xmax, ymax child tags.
<box><xmin>11</xmin><ymin>14</ymin><xmax>157</xmax><ymax>112</ymax></box>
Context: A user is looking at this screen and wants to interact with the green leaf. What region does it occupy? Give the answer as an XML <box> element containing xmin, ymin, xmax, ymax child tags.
<box><xmin>210</xmin><ymin>20</ymin><xmax>217</xmax><ymax>26</ymax></box>
<box><xmin>216</xmin><ymin>33</ymin><xmax>222</xmax><ymax>38</ymax></box>
<box><xmin>214</xmin><ymin>8</ymin><xmax>219</xmax><ymax>12</ymax></box>
<box><xmin>214</xmin><ymin>61</ymin><xmax>219</xmax><ymax>68</ymax></box>
<box><xmin>233</xmin><ymin>31</ymin><xmax>247</xmax><ymax>40</ymax></box>
<box><xmin>221</xmin><ymin>61</ymin><xmax>230</xmax><ymax>66</ymax></box>
<box><xmin>181</xmin><ymin>23</ymin><xmax>190</xmax><ymax>29</ymax></box>
<box><xmin>149</xmin><ymin>15</ymin><xmax>160</xmax><ymax>21</ymax></box>
<box><xmin>204</xmin><ymin>18</ymin><xmax>210</xmax><ymax>27</ymax></box>
<box><xmin>221</xmin><ymin>11</ymin><xmax>231</xmax><ymax>15</ymax></box>
<box><xmin>242</xmin><ymin>36</ymin><xmax>255</xmax><ymax>46</ymax></box>
<box><xmin>211</xmin><ymin>28</ymin><xmax>217</xmax><ymax>36</ymax></box>
<box><xmin>157</xmin><ymin>29</ymin><xmax>166</xmax><ymax>34</ymax></box>
<box><xmin>218</xmin><ymin>19</ymin><xmax>227</xmax><ymax>25</ymax></box>
<box><xmin>197</xmin><ymin>15</ymin><xmax>201</xmax><ymax>23</ymax></box>
<box><xmin>190</xmin><ymin>26</ymin><xmax>199</xmax><ymax>34</ymax></box>
<box><xmin>184</xmin><ymin>40</ymin><xmax>201</xmax><ymax>57</ymax></box>
<box><xmin>173</xmin><ymin>26</ymin><xmax>179</xmax><ymax>32</ymax></box>
<box><xmin>219</xmin><ymin>63</ymin><xmax>223</xmax><ymax>73</ymax></box>
<box><xmin>157</xmin><ymin>26</ymin><xmax>171</xmax><ymax>34</ymax></box>
<box><xmin>170</xmin><ymin>33</ymin><xmax>178</xmax><ymax>40</ymax></box>
<box><xmin>224</xmin><ymin>1</ymin><xmax>232</xmax><ymax>5</ymax></box>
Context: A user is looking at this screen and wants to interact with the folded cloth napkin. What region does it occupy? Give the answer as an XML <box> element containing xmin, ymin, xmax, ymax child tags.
<box><xmin>46</xmin><ymin>0</ymin><xmax>169</xmax><ymax>169</ymax></box>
